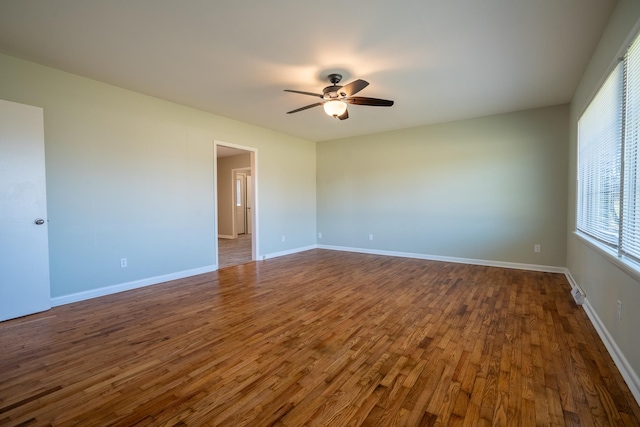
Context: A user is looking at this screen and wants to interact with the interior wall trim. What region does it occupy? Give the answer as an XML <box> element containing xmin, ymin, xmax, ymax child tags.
<box><xmin>50</xmin><ymin>265</ymin><xmax>217</xmax><ymax>307</ymax></box>
<box><xmin>316</xmin><ymin>244</ymin><xmax>567</xmax><ymax>273</ymax></box>
<box><xmin>261</xmin><ymin>245</ymin><xmax>318</xmax><ymax>261</ymax></box>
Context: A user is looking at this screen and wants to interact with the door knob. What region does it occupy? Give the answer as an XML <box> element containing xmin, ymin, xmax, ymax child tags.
<box><xmin>34</xmin><ymin>219</ymin><xmax>45</xmax><ymax>225</ymax></box>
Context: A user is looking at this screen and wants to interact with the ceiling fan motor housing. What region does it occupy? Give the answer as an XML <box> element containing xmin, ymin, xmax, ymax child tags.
<box><xmin>323</xmin><ymin>85</ymin><xmax>344</xmax><ymax>99</ymax></box>
<box><xmin>323</xmin><ymin>74</ymin><xmax>346</xmax><ymax>99</ymax></box>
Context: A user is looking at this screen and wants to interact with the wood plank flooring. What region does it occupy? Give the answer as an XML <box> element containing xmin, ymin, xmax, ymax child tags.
<box><xmin>1</xmin><ymin>249</ymin><xmax>639</xmax><ymax>426</ymax></box>
<box><xmin>218</xmin><ymin>234</ymin><xmax>252</xmax><ymax>269</ymax></box>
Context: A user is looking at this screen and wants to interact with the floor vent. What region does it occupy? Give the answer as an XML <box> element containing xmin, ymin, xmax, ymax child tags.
<box><xmin>571</xmin><ymin>286</ymin><xmax>585</xmax><ymax>305</ymax></box>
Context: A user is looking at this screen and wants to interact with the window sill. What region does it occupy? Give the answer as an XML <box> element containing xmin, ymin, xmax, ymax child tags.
<box><xmin>573</xmin><ymin>231</ymin><xmax>640</xmax><ymax>283</ymax></box>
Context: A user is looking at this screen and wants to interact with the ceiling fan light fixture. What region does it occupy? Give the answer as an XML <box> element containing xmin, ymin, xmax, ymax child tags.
<box><xmin>323</xmin><ymin>100</ymin><xmax>347</xmax><ymax>118</ymax></box>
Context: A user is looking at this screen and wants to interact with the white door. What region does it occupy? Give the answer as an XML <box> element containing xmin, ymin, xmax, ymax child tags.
<box><xmin>246</xmin><ymin>175</ymin><xmax>252</xmax><ymax>235</ymax></box>
<box><xmin>235</xmin><ymin>172</ymin><xmax>246</xmax><ymax>235</ymax></box>
<box><xmin>0</xmin><ymin>99</ymin><xmax>51</xmax><ymax>322</ymax></box>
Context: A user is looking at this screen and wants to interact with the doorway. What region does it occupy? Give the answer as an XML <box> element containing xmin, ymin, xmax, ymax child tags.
<box><xmin>215</xmin><ymin>142</ymin><xmax>257</xmax><ymax>269</ymax></box>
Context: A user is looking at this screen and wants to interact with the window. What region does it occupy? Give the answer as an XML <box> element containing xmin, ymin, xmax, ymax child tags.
<box><xmin>577</xmin><ymin>32</ymin><xmax>640</xmax><ymax>265</ymax></box>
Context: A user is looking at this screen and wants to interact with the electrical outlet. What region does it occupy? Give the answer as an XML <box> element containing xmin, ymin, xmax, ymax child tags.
<box><xmin>369</xmin><ymin>234</ymin><xmax>374</xmax><ymax>241</ymax></box>
<box><xmin>617</xmin><ymin>300</ymin><xmax>622</xmax><ymax>321</ymax></box>
<box><xmin>120</xmin><ymin>258</ymin><xmax>127</xmax><ymax>268</ymax></box>
<box><xmin>281</xmin><ymin>235</ymin><xmax>286</xmax><ymax>242</ymax></box>
<box><xmin>534</xmin><ymin>244</ymin><xmax>541</xmax><ymax>253</ymax></box>
<box><xmin>318</xmin><ymin>232</ymin><xmax>322</xmax><ymax>239</ymax></box>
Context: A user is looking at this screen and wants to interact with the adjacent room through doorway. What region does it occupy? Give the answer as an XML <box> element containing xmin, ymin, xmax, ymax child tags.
<box><xmin>215</xmin><ymin>144</ymin><xmax>256</xmax><ymax>269</ymax></box>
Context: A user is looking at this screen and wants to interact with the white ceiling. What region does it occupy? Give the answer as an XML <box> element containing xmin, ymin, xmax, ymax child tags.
<box><xmin>0</xmin><ymin>0</ymin><xmax>617</xmax><ymax>142</ymax></box>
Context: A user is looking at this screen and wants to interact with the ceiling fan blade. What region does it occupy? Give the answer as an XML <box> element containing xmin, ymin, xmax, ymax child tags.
<box><xmin>338</xmin><ymin>109</ymin><xmax>349</xmax><ymax>120</ymax></box>
<box><xmin>338</xmin><ymin>79</ymin><xmax>369</xmax><ymax>97</ymax></box>
<box><xmin>286</xmin><ymin>102</ymin><xmax>324</xmax><ymax>114</ymax></box>
<box><xmin>345</xmin><ymin>97</ymin><xmax>394</xmax><ymax>107</ymax></box>
<box><xmin>284</xmin><ymin>89</ymin><xmax>323</xmax><ymax>98</ymax></box>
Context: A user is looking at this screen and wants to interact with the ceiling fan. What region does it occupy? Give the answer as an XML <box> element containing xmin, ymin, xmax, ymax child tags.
<box><xmin>284</xmin><ymin>74</ymin><xmax>394</xmax><ymax>120</ymax></box>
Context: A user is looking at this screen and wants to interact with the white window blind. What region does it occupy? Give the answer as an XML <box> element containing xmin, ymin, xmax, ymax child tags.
<box><xmin>577</xmin><ymin>30</ymin><xmax>640</xmax><ymax>268</ymax></box>
<box><xmin>622</xmin><ymin>37</ymin><xmax>640</xmax><ymax>262</ymax></box>
<box><xmin>577</xmin><ymin>63</ymin><xmax>623</xmax><ymax>247</ymax></box>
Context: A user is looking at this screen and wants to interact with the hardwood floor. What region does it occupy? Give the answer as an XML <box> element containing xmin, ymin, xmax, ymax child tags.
<box><xmin>218</xmin><ymin>234</ymin><xmax>252</xmax><ymax>269</ymax></box>
<box><xmin>1</xmin><ymin>250</ymin><xmax>639</xmax><ymax>426</ymax></box>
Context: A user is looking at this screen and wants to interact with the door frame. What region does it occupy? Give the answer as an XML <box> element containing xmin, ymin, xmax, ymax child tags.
<box><xmin>213</xmin><ymin>140</ymin><xmax>258</xmax><ymax>268</ymax></box>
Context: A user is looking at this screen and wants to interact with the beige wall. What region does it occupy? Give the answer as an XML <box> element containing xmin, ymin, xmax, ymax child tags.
<box><xmin>317</xmin><ymin>104</ymin><xmax>569</xmax><ymax>268</ymax></box>
<box><xmin>217</xmin><ymin>153</ymin><xmax>251</xmax><ymax>237</ymax></box>
<box><xmin>567</xmin><ymin>0</ymin><xmax>640</xmax><ymax>395</ymax></box>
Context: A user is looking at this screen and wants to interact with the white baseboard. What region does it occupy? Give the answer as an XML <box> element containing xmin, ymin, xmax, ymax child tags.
<box><xmin>51</xmin><ymin>265</ymin><xmax>217</xmax><ymax>307</ymax></box>
<box><xmin>564</xmin><ymin>271</ymin><xmax>640</xmax><ymax>406</ymax></box>
<box><xmin>317</xmin><ymin>244</ymin><xmax>567</xmax><ymax>273</ymax></box>
<box><xmin>218</xmin><ymin>234</ymin><xmax>234</xmax><ymax>240</ymax></box>
<box><xmin>260</xmin><ymin>245</ymin><xmax>318</xmax><ymax>260</ymax></box>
